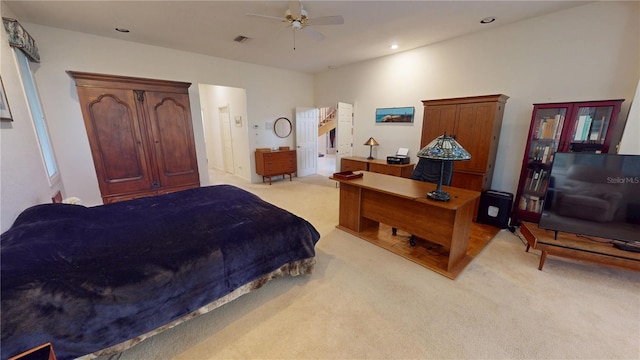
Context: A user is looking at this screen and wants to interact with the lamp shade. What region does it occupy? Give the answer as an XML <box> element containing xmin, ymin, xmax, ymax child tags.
<box><xmin>417</xmin><ymin>133</ymin><xmax>470</xmax><ymax>201</ymax></box>
<box><xmin>417</xmin><ymin>133</ymin><xmax>470</xmax><ymax>161</ymax></box>
<box><xmin>363</xmin><ymin>137</ymin><xmax>379</xmax><ymax>146</ymax></box>
<box><xmin>364</xmin><ymin>137</ymin><xmax>379</xmax><ymax>160</ymax></box>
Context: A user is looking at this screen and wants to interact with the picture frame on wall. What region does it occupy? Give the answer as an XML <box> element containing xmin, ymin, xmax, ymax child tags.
<box><xmin>375</xmin><ymin>106</ymin><xmax>414</xmax><ymax>124</ymax></box>
<box><xmin>1</xmin><ymin>76</ymin><xmax>13</xmax><ymax>121</ymax></box>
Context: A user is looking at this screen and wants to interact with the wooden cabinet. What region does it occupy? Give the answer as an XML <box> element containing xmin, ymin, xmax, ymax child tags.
<box><xmin>340</xmin><ymin>156</ymin><xmax>414</xmax><ymax>178</ymax></box>
<box><xmin>68</xmin><ymin>71</ymin><xmax>200</xmax><ymax>204</ymax></box>
<box><xmin>421</xmin><ymin>94</ymin><xmax>508</xmax><ymax>192</ymax></box>
<box><xmin>255</xmin><ymin>149</ymin><xmax>297</xmax><ymax>184</ymax></box>
<box><xmin>511</xmin><ymin>99</ymin><xmax>623</xmax><ymax>224</ymax></box>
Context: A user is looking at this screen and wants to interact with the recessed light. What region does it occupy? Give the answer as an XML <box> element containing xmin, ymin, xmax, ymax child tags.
<box><xmin>480</xmin><ymin>17</ymin><xmax>496</xmax><ymax>24</ymax></box>
<box><xmin>234</xmin><ymin>35</ymin><xmax>249</xmax><ymax>43</ymax></box>
<box><xmin>115</xmin><ymin>28</ymin><xmax>130</xmax><ymax>33</ymax></box>
<box><xmin>389</xmin><ymin>44</ymin><xmax>399</xmax><ymax>50</ymax></box>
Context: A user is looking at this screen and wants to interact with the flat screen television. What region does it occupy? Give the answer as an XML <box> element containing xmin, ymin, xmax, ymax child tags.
<box><xmin>538</xmin><ymin>152</ymin><xmax>640</xmax><ymax>248</ymax></box>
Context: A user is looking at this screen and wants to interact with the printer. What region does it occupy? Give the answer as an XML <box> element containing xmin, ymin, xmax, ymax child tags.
<box><xmin>387</xmin><ymin>147</ymin><xmax>410</xmax><ymax>164</ymax></box>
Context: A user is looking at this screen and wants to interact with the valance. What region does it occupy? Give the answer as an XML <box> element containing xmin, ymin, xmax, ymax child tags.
<box><xmin>2</xmin><ymin>17</ymin><xmax>40</xmax><ymax>63</ymax></box>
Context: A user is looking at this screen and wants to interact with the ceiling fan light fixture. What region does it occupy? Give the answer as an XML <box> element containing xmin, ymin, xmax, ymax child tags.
<box><xmin>285</xmin><ymin>8</ymin><xmax>308</xmax><ymax>22</ymax></box>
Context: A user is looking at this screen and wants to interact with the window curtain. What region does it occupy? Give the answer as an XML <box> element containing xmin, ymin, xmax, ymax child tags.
<box><xmin>2</xmin><ymin>17</ymin><xmax>40</xmax><ymax>63</ymax></box>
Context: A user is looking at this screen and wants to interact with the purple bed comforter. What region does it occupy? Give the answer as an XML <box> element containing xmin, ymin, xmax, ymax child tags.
<box><xmin>1</xmin><ymin>185</ymin><xmax>320</xmax><ymax>360</ymax></box>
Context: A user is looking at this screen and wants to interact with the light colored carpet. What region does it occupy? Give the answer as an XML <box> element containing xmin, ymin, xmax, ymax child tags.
<box><xmin>104</xmin><ymin>171</ymin><xmax>640</xmax><ymax>360</ymax></box>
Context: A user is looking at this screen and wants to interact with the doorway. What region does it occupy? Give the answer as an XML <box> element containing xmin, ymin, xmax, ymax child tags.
<box><xmin>307</xmin><ymin>102</ymin><xmax>353</xmax><ymax>177</ymax></box>
<box><xmin>198</xmin><ymin>84</ymin><xmax>250</xmax><ymax>181</ymax></box>
<box><xmin>317</xmin><ymin>106</ymin><xmax>337</xmax><ymax>176</ymax></box>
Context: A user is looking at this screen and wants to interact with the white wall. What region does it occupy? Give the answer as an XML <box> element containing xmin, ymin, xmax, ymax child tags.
<box><xmin>618</xmin><ymin>79</ymin><xmax>640</xmax><ymax>155</ymax></box>
<box><xmin>0</xmin><ymin>4</ymin><xmax>66</xmax><ymax>233</ymax></box>
<box><xmin>314</xmin><ymin>1</ymin><xmax>640</xmax><ymax>196</ymax></box>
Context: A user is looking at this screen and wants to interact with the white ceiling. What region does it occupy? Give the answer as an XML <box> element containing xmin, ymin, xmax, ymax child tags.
<box><xmin>4</xmin><ymin>0</ymin><xmax>590</xmax><ymax>74</ymax></box>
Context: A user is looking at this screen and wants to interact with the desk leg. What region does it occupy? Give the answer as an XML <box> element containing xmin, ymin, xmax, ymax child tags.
<box><xmin>447</xmin><ymin>201</ymin><xmax>474</xmax><ymax>272</ymax></box>
<box><xmin>338</xmin><ymin>183</ymin><xmax>379</xmax><ymax>232</ymax></box>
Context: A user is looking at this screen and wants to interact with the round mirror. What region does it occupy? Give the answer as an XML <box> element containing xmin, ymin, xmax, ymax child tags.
<box><xmin>274</xmin><ymin>117</ymin><xmax>292</xmax><ymax>138</ymax></box>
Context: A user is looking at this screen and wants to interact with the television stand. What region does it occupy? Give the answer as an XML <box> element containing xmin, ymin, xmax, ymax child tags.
<box><xmin>520</xmin><ymin>222</ymin><xmax>640</xmax><ymax>272</ymax></box>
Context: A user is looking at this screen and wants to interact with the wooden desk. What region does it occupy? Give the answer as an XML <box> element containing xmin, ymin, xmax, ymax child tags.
<box><xmin>341</xmin><ymin>156</ymin><xmax>414</xmax><ymax>178</ymax></box>
<box><xmin>331</xmin><ymin>171</ymin><xmax>480</xmax><ymax>278</ymax></box>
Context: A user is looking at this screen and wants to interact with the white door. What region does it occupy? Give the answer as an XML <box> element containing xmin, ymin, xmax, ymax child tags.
<box><xmin>296</xmin><ymin>107</ymin><xmax>319</xmax><ymax>176</ymax></box>
<box><xmin>336</xmin><ymin>102</ymin><xmax>354</xmax><ymax>172</ymax></box>
<box><xmin>218</xmin><ymin>105</ymin><xmax>234</xmax><ymax>173</ymax></box>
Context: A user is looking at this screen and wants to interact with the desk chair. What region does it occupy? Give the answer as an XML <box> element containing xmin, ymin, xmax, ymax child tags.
<box><xmin>393</xmin><ymin>158</ymin><xmax>453</xmax><ymax>246</ymax></box>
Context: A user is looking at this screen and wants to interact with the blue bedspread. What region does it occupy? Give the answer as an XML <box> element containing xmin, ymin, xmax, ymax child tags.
<box><xmin>1</xmin><ymin>185</ymin><xmax>320</xmax><ymax>360</ymax></box>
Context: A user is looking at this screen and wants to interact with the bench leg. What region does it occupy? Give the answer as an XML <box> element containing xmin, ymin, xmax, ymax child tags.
<box><xmin>538</xmin><ymin>251</ymin><xmax>547</xmax><ymax>270</ymax></box>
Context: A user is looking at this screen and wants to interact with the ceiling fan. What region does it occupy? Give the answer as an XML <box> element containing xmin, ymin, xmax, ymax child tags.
<box><xmin>247</xmin><ymin>0</ymin><xmax>344</xmax><ymax>45</ymax></box>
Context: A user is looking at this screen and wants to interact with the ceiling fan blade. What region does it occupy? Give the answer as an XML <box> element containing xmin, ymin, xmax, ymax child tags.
<box><xmin>302</xmin><ymin>26</ymin><xmax>325</xmax><ymax>42</ymax></box>
<box><xmin>246</xmin><ymin>13</ymin><xmax>285</xmax><ymax>22</ymax></box>
<box><xmin>308</xmin><ymin>15</ymin><xmax>344</xmax><ymax>26</ymax></box>
<box><xmin>289</xmin><ymin>0</ymin><xmax>302</xmax><ymax>19</ymax></box>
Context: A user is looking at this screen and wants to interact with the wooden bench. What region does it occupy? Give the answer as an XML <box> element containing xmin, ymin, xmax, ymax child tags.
<box><xmin>520</xmin><ymin>222</ymin><xmax>640</xmax><ymax>271</ymax></box>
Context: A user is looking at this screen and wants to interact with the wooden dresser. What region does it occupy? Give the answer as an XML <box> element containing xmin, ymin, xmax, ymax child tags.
<box><xmin>255</xmin><ymin>149</ymin><xmax>297</xmax><ymax>184</ymax></box>
<box><xmin>341</xmin><ymin>156</ymin><xmax>414</xmax><ymax>178</ymax></box>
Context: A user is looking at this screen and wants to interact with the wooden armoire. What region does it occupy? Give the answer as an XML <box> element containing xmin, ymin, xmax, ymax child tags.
<box><xmin>420</xmin><ymin>94</ymin><xmax>508</xmax><ymax>192</ymax></box>
<box><xmin>68</xmin><ymin>71</ymin><xmax>200</xmax><ymax>204</ymax></box>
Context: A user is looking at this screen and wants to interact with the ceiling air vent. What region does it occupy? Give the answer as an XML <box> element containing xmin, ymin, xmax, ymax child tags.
<box><xmin>234</xmin><ymin>35</ymin><xmax>249</xmax><ymax>43</ymax></box>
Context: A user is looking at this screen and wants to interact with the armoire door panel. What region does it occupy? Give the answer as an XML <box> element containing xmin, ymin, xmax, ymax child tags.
<box><xmin>420</xmin><ymin>105</ymin><xmax>456</xmax><ymax>148</ymax></box>
<box><xmin>454</xmin><ymin>103</ymin><xmax>493</xmax><ymax>172</ymax></box>
<box><xmin>78</xmin><ymin>87</ymin><xmax>153</xmax><ymax>195</ymax></box>
<box><xmin>144</xmin><ymin>91</ymin><xmax>199</xmax><ymax>187</ymax></box>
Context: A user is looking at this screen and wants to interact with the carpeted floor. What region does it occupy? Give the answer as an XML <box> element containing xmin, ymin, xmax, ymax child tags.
<box><xmin>101</xmin><ymin>171</ymin><xmax>640</xmax><ymax>360</ymax></box>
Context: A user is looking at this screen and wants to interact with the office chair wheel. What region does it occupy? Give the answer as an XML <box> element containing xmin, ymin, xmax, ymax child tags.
<box><xmin>409</xmin><ymin>235</ymin><xmax>416</xmax><ymax>247</ymax></box>
<box><xmin>392</xmin><ymin>227</ymin><xmax>397</xmax><ymax>236</ymax></box>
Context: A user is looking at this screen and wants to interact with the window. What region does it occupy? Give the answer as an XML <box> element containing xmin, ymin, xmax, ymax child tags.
<box><xmin>14</xmin><ymin>49</ymin><xmax>58</xmax><ymax>181</ymax></box>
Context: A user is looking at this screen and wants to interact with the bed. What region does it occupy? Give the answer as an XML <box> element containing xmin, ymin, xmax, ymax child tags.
<box><xmin>1</xmin><ymin>185</ymin><xmax>320</xmax><ymax>360</ymax></box>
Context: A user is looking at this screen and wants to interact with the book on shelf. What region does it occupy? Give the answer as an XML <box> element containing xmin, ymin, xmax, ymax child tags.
<box><xmin>575</xmin><ymin>115</ymin><xmax>593</xmax><ymax>141</ymax></box>
<box><xmin>535</xmin><ymin>115</ymin><xmax>562</xmax><ymax>140</ymax></box>
<box><xmin>551</xmin><ymin>114</ymin><xmax>563</xmax><ymax>140</ymax></box>
<box><xmin>541</xmin><ymin>118</ymin><xmax>555</xmax><ymax>139</ymax></box>
<box><xmin>534</xmin><ymin>169</ymin><xmax>547</xmax><ymax>192</ymax></box>
<box><xmin>519</xmin><ymin>194</ymin><xmax>544</xmax><ymax>213</ymax></box>
<box><xmin>518</xmin><ymin>195</ymin><xmax>528</xmax><ymax>211</ymax></box>
<box><xmin>527</xmin><ymin>169</ymin><xmax>540</xmax><ymax>190</ymax></box>
<box><xmin>526</xmin><ymin>168</ymin><xmax>548</xmax><ymax>193</ymax></box>
<box><xmin>589</xmin><ymin>116</ymin><xmax>606</xmax><ymax>141</ymax></box>
<box><xmin>542</xmin><ymin>146</ymin><xmax>550</xmax><ymax>163</ymax></box>
<box><xmin>530</xmin><ymin>145</ymin><xmax>554</xmax><ymax>164</ymax></box>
